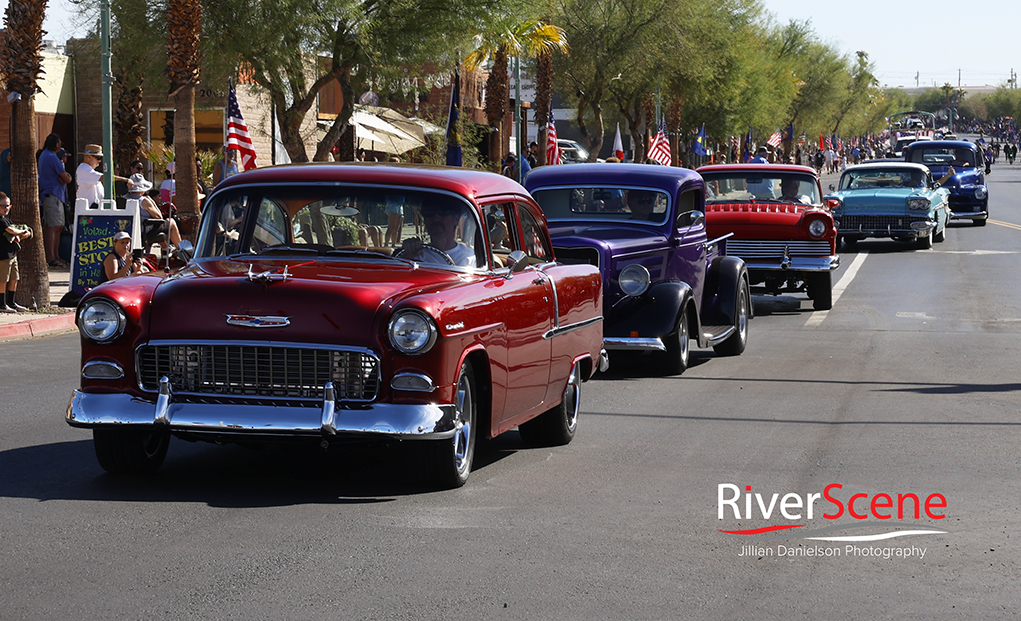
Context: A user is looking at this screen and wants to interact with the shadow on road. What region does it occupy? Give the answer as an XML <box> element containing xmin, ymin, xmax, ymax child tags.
<box><xmin>0</xmin><ymin>433</ymin><xmax>527</xmax><ymax>505</ymax></box>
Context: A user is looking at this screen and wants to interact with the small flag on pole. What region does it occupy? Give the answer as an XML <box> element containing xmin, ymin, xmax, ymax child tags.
<box><xmin>767</xmin><ymin>130</ymin><xmax>783</xmax><ymax>148</ymax></box>
<box><xmin>613</xmin><ymin>123</ymin><xmax>624</xmax><ymax>161</ymax></box>
<box><xmin>693</xmin><ymin>123</ymin><xmax>709</xmax><ymax>157</ymax></box>
<box><xmin>445</xmin><ymin>69</ymin><xmax>462</xmax><ymax>166</ymax></box>
<box><xmin>227</xmin><ymin>80</ymin><xmax>258</xmax><ymax>170</ymax></box>
<box><xmin>546</xmin><ymin>108</ymin><xmax>560</xmax><ymax>165</ymax></box>
<box><xmin>647</xmin><ymin>118</ymin><xmax>671</xmax><ymax>165</ymax></box>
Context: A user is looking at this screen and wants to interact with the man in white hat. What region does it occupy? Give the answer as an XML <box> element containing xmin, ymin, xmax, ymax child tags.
<box><xmin>76</xmin><ymin>144</ymin><xmax>128</xmax><ymax>208</ymax></box>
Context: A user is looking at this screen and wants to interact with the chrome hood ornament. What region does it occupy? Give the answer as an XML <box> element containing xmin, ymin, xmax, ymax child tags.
<box><xmin>225</xmin><ymin>314</ymin><xmax>291</xmax><ymax>328</ymax></box>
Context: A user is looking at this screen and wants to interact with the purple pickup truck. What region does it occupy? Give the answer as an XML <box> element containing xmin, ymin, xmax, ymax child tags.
<box><xmin>526</xmin><ymin>163</ymin><xmax>750</xmax><ymax>375</ymax></box>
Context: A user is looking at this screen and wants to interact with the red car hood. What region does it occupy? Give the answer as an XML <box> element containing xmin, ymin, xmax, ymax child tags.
<box><xmin>706</xmin><ymin>202</ymin><xmax>828</xmax><ymax>239</ymax></box>
<box><xmin>147</xmin><ymin>258</ymin><xmax>461</xmax><ymax>346</ymax></box>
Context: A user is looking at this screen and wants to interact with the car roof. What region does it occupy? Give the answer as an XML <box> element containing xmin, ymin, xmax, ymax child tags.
<box><xmin>696</xmin><ymin>164</ymin><xmax>818</xmax><ymax>177</ymax></box>
<box><xmin>525</xmin><ymin>162</ymin><xmax>704</xmax><ymax>193</ymax></box>
<box><xmin>841</xmin><ymin>161</ymin><xmax>931</xmax><ymax>173</ymax></box>
<box><xmin>212</xmin><ymin>162</ymin><xmax>530</xmax><ymax>202</ymax></box>
<box><xmin>906</xmin><ymin>140</ymin><xmax>977</xmax><ymax>150</ymax></box>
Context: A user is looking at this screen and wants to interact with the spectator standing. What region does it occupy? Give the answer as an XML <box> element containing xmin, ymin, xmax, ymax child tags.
<box><xmin>0</xmin><ymin>148</ymin><xmax>11</xmax><ymax>197</ymax></box>
<box><xmin>160</xmin><ymin>162</ymin><xmax>176</xmax><ymax>204</ymax></box>
<box><xmin>212</xmin><ymin>148</ymin><xmax>239</xmax><ymax>187</ymax></box>
<box><xmin>0</xmin><ymin>192</ymin><xmax>32</xmax><ymax>312</ymax></box>
<box><xmin>76</xmin><ymin>144</ymin><xmax>128</xmax><ymax>209</ymax></box>
<box><xmin>750</xmin><ymin>146</ymin><xmax>768</xmax><ymax>164</ymax></box>
<box><xmin>38</xmin><ymin>133</ymin><xmax>72</xmax><ymax>267</ymax></box>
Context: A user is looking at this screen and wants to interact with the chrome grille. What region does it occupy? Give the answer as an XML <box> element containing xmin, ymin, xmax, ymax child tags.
<box><xmin>137</xmin><ymin>343</ymin><xmax>380</xmax><ymax>402</ymax></box>
<box><xmin>725</xmin><ymin>240</ymin><xmax>832</xmax><ymax>258</ymax></box>
<box><xmin>554</xmin><ymin>246</ymin><xmax>600</xmax><ymax>268</ymax></box>
<box><xmin>839</xmin><ymin>215</ymin><xmax>926</xmax><ymax>231</ymax></box>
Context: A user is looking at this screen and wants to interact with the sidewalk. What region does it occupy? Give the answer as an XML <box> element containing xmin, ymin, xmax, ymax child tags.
<box><xmin>0</xmin><ymin>264</ymin><xmax>76</xmax><ymax>341</ymax></box>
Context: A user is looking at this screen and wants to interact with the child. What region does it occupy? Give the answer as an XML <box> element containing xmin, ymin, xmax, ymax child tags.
<box><xmin>0</xmin><ymin>192</ymin><xmax>32</xmax><ymax>312</ymax></box>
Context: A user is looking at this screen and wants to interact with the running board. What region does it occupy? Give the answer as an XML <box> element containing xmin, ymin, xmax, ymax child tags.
<box><xmin>702</xmin><ymin>325</ymin><xmax>736</xmax><ymax>345</ymax></box>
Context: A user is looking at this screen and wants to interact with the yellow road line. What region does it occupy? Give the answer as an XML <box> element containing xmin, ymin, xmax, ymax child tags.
<box><xmin>988</xmin><ymin>219</ymin><xmax>1021</xmax><ymax>231</ymax></box>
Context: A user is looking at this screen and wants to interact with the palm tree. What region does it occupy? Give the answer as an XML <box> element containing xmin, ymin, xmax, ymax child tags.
<box><xmin>465</xmin><ymin>21</ymin><xmax>568</xmax><ymax>170</ymax></box>
<box><xmin>165</xmin><ymin>0</ymin><xmax>202</xmax><ymax>238</ymax></box>
<box><xmin>1</xmin><ymin>0</ymin><xmax>48</xmax><ymax>306</ymax></box>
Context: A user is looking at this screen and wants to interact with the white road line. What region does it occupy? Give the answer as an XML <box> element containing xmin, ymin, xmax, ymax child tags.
<box><xmin>804</xmin><ymin>251</ymin><xmax>868</xmax><ymax>327</ymax></box>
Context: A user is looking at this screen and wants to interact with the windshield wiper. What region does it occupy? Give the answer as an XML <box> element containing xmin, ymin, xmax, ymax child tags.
<box><xmin>324</xmin><ymin>248</ymin><xmax>417</xmax><ymax>267</ymax></box>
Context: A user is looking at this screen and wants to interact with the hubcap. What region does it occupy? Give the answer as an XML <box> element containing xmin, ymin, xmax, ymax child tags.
<box><xmin>564</xmin><ymin>365</ymin><xmax>580</xmax><ymax>432</ymax></box>
<box><xmin>452</xmin><ymin>372</ymin><xmax>472</xmax><ymax>474</ymax></box>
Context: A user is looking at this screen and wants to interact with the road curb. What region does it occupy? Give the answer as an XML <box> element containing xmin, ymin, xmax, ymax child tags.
<box><xmin>0</xmin><ymin>312</ymin><xmax>76</xmax><ymax>340</ymax></box>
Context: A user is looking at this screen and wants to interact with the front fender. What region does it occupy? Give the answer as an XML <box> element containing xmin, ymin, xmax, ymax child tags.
<box><xmin>604</xmin><ymin>280</ymin><xmax>693</xmax><ymax>339</ymax></box>
<box><xmin>703</xmin><ymin>255</ymin><xmax>750</xmax><ymax>327</ymax></box>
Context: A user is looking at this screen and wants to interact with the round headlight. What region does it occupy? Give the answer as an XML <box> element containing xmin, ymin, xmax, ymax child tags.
<box><xmin>807</xmin><ymin>218</ymin><xmax>828</xmax><ymax>239</ymax></box>
<box><xmin>388</xmin><ymin>310</ymin><xmax>438</xmax><ymax>354</ymax></box>
<box><xmin>619</xmin><ymin>264</ymin><xmax>651</xmax><ymax>297</ymax></box>
<box><xmin>974</xmin><ymin>187</ymin><xmax>986</xmax><ymax>200</ymax></box>
<box><xmin>907</xmin><ymin>197</ymin><xmax>930</xmax><ymax>211</ymax></box>
<box><xmin>78</xmin><ymin>298</ymin><xmax>127</xmax><ymax>343</ymax></box>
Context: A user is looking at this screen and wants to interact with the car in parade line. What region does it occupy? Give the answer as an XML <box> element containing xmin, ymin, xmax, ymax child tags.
<box><xmin>824</xmin><ymin>161</ymin><xmax>950</xmax><ymax>249</ymax></box>
<box><xmin>66</xmin><ymin>164</ymin><xmax>605</xmax><ymax>488</ymax></box>
<box><xmin>525</xmin><ymin>163</ymin><xmax>750</xmax><ymax>375</ymax></box>
<box><xmin>904</xmin><ymin>139</ymin><xmax>988</xmax><ymax>226</ymax></box>
<box><xmin>697</xmin><ymin>164</ymin><xmax>839</xmax><ymax>311</ymax></box>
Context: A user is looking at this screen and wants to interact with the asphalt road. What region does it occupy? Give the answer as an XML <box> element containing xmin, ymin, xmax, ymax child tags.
<box><xmin>3</xmin><ymin>155</ymin><xmax>1020</xmax><ymax>619</ymax></box>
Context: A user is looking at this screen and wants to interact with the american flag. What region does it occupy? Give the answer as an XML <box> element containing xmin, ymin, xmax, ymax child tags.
<box><xmin>797</xmin><ymin>132</ymin><xmax>806</xmax><ymax>147</ymax></box>
<box><xmin>545</xmin><ymin>108</ymin><xmax>560</xmax><ymax>165</ymax></box>
<box><xmin>647</xmin><ymin>118</ymin><xmax>671</xmax><ymax>165</ymax></box>
<box><xmin>767</xmin><ymin>131</ymin><xmax>783</xmax><ymax>148</ymax></box>
<box><xmin>730</xmin><ymin>135</ymin><xmax>739</xmax><ymax>158</ymax></box>
<box><xmin>227</xmin><ymin>80</ymin><xmax>258</xmax><ymax>170</ymax></box>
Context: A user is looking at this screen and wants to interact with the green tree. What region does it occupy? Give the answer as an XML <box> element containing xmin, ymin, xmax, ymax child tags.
<box><xmin>203</xmin><ymin>0</ymin><xmax>525</xmax><ymax>163</ymax></box>
<box><xmin>165</xmin><ymin>0</ymin><xmax>203</xmax><ymax>235</ymax></box>
<box><xmin>1</xmin><ymin>0</ymin><xmax>49</xmax><ymax>306</ymax></box>
<box><xmin>464</xmin><ymin>19</ymin><xmax>567</xmax><ymax>168</ymax></box>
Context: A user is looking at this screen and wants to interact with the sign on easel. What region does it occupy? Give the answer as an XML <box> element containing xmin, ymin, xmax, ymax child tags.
<box><xmin>70</xmin><ymin>197</ymin><xmax>142</xmax><ymax>295</ymax></box>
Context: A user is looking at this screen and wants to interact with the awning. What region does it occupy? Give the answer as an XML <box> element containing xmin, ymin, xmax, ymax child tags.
<box><xmin>350</xmin><ymin>106</ymin><xmax>426</xmax><ymax>154</ymax></box>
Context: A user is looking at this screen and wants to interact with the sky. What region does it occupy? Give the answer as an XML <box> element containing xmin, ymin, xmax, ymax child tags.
<box><xmin>764</xmin><ymin>0</ymin><xmax>1019</xmax><ymax>89</ymax></box>
<box><xmin>6</xmin><ymin>0</ymin><xmax>1020</xmax><ymax>90</ymax></box>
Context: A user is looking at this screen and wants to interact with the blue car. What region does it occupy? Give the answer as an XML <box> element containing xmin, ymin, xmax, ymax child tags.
<box><xmin>904</xmin><ymin>140</ymin><xmax>988</xmax><ymax>226</ymax></box>
<box><xmin>826</xmin><ymin>162</ymin><xmax>950</xmax><ymax>249</ymax></box>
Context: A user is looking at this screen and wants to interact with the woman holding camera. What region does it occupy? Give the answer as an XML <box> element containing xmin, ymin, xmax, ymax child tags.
<box><xmin>100</xmin><ymin>231</ymin><xmax>146</xmax><ymax>283</ymax></box>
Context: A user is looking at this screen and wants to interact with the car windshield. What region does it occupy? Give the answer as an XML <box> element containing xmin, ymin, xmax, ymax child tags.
<box><xmin>195</xmin><ymin>185</ymin><xmax>484</xmax><ymax>270</ymax></box>
<box><xmin>530</xmin><ymin>186</ymin><xmax>670</xmax><ymax>225</ymax></box>
<box><xmin>838</xmin><ymin>168</ymin><xmax>928</xmax><ymax>190</ymax></box>
<box><xmin>908</xmin><ymin>146</ymin><xmax>976</xmax><ymax>168</ymax></box>
<box><xmin>700</xmin><ymin>172</ymin><xmax>821</xmax><ymax>205</ymax></box>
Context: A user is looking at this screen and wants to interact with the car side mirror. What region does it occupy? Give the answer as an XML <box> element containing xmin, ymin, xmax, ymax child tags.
<box><xmin>504</xmin><ymin>250</ymin><xmax>528</xmax><ymax>276</ymax></box>
<box><xmin>829</xmin><ymin>183</ymin><xmax>835</xmax><ymax>192</ymax></box>
<box><xmin>675</xmin><ymin>210</ymin><xmax>704</xmax><ymax>229</ymax></box>
<box><xmin>176</xmin><ymin>239</ymin><xmax>194</xmax><ymax>261</ymax></box>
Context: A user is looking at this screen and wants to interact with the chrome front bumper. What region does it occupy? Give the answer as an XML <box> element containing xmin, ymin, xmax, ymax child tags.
<box><xmin>66</xmin><ymin>382</ymin><xmax>458</xmax><ymax>440</ymax></box>
<box><xmin>949</xmin><ymin>210</ymin><xmax>988</xmax><ymax>221</ymax></box>
<box><xmin>742</xmin><ymin>255</ymin><xmax>839</xmax><ymax>272</ymax></box>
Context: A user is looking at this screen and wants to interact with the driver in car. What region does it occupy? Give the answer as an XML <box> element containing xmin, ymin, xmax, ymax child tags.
<box><xmin>780</xmin><ymin>178</ymin><xmax>811</xmax><ymax>203</ymax></box>
<box><xmin>400</xmin><ymin>203</ymin><xmax>476</xmax><ymax>267</ymax></box>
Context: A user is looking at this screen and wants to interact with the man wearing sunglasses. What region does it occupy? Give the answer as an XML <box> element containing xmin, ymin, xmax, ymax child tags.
<box><xmin>399</xmin><ymin>203</ymin><xmax>476</xmax><ymax>267</ymax></box>
<box><xmin>626</xmin><ymin>189</ymin><xmax>660</xmax><ymax>221</ymax></box>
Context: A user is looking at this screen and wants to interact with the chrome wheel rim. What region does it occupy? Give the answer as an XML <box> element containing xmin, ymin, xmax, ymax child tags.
<box><xmin>452</xmin><ymin>371</ymin><xmax>472</xmax><ymax>475</ymax></box>
<box><xmin>678</xmin><ymin>311</ymin><xmax>689</xmax><ymax>365</ymax></box>
<box><xmin>564</xmin><ymin>364</ymin><xmax>580</xmax><ymax>433</ymax></box>
<box><xmin>737</xmin><ymin>286</ymin><xmax>749</xmax><ymax>341</ymax></box>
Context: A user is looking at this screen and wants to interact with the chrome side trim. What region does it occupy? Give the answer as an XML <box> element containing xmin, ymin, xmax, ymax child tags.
<box><xmin>66</xmin><ymin>390</ymin><xmax>459</xmax><ymax>439</ymax></box>
<box><xmin>703</xmin><ymin>325</ymin><xmax>736</xmax><ymax>343</ymax></box>
<box><xmin>603</xmin><ymin>337</ymin><xmax>666</xmax><ymax>352</ymax></box>
<box><xmin>544</xmin><ymin>315</ymin><xmax>603</xmax><ymax>340</ymax></box>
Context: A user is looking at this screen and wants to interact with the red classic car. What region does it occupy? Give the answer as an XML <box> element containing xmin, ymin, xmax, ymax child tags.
<box><xmin>697</xmin><ymin>164</ymin><xmax>839</xmax><ymax>310</ymax></box>
<box><xmin>66</xmin><ymin>164</ymin><xmax>604</xmax><ymax>488</ymax></box>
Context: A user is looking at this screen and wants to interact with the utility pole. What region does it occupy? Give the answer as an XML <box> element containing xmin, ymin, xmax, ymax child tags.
<box><xmin>958</xmin><ymin>69</ymin><xmax>961</xmax><ymax>89</ymax></box>
<box><xmin>915</xmin><ymin>72</ymin><xmax>919</xmax><ymax>87</ymax></box>
<box><xmin>100</xmin><ymin>0</ymin><xmax>114</xmax><ymax>198</ymax></box>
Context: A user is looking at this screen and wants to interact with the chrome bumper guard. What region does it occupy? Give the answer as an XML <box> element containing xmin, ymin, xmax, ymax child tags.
<box><xmin>67</xmin><ymin>378</ymin><xmax>457</xmax><ymax>440</ymax></box>
<box><xmin>603</xmin><ymin>337</ymin><xmax>666</xmax><ymax>352</ymax></box>
<box><xmin>949</xmin><ymin>210</ymin><xmax>988</xmax><ymax>220</ymax></box>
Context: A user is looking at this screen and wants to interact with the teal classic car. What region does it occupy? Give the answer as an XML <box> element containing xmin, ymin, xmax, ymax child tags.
<box><xmin>825</xmin><ymin>162</ymin><xmax>950</xmax><ymax>249</ymax></box>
